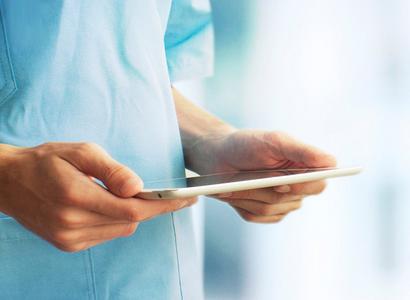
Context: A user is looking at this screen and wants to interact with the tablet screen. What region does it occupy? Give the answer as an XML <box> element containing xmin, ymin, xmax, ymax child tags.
<box><xmin>143</xmin><ymin>168</ymin><xmax>335</xmax><ymax>189</ymax></box>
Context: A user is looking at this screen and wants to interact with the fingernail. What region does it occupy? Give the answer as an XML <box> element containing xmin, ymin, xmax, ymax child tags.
<box><xmin>179</xmin><ymin>200</ymin><xmax>190</xmax><ymax>209</ymax></box>
<box><xmin>180</xmin><ymin>198</ymin><xmax>198</xmax><ymax>209</ymax></box>
<box><xmin>274</xmin><ymin>185</ymin><xmax>291</xmax><ymax>193</ymax></box>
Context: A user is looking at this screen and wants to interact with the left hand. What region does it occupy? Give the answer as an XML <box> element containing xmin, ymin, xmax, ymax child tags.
<box><xmin>189</xmin><ymin>130</ymin><xmax>337</xmax><ymax>223</ymax></box>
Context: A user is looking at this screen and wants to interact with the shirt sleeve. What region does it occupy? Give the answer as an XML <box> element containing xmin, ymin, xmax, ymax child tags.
<box><xmin>164</xmin><ymin>0</ymin><xmax>214</xmax><ymax>82</ymax></box>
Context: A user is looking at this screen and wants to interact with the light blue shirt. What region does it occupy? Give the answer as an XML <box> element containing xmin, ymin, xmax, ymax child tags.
<box><xmin>0</xmin><ymin>1</ymin><xmax>213</xmax><ymax>299</ymax></box>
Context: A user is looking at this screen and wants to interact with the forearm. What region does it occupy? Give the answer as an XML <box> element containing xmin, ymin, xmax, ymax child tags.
<box><xmin>172</xmin><ymin>87</ymin><xmax>235</xmax><ymax>172</ymax></box>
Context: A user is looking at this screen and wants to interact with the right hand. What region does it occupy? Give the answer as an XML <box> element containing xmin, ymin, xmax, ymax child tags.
<box><xmin>0</xmin><ymin>142</ymin><xmax>196</xmax><ymax>252</ymax></box>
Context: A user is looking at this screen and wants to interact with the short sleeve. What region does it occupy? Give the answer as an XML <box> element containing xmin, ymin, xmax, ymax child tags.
<box><xmin>164</xmin><ymin>0</ymin><xmax>214</xmax><ymax>82</ymax></box>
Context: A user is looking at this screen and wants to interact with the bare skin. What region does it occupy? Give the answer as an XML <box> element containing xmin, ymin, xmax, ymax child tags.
<box><xmin>0</xmin><ymin>87</ymin><xmax>336</xmax><ymax>252</ymax></box>
<box><xmin>174</xmin><ymin>88</ymin><xmax>337</xmax><ymax>223</ymax></box>
<box><xmin>0</xmin><ymin>142</ymin><xmax>196</xmax><ymax>252</ymax></box>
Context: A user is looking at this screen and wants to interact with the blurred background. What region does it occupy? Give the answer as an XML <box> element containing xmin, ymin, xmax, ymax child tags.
<box><xmin>176</xmin><ymin>0</ymin><xmax>410</xmax><ymax>299</ymax></box>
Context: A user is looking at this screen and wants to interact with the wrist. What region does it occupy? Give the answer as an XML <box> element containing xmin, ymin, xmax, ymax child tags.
<box><xmin>172</xmin><ymin>87</ymin><xmax>237</xmax><ymax>173</ymax></box>
<box><xmin>0</xmin><ymin>144</ymin><xmax>22</xmax><ymax>213</ymax></box>
<box><xmin>0</xmin><ymin>143</ymin><xmax>21</xmax><ymax>167</ymax></box>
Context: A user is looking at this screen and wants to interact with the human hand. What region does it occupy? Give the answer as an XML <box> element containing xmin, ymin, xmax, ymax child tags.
<box><xmin>0</xmin><ymin>143</ymin><xmax>196</xmax><ymax>252</ymax></box>
<box><xmin>190</xmin><ymin>130</ymin><xmax>336</xmax><ymax>223</ymax></box>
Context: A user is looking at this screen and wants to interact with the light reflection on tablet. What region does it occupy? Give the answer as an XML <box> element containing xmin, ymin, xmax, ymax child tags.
<box><xmin>143</xmin><ymin>168</ymin><xmax>335</xmax><ymax>189</ymax></box>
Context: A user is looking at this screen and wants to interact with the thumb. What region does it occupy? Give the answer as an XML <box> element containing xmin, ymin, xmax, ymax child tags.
<box><xmin>61</xmin><ymin>143</ymin><xmax>144</xmax><ymax>197</ymax></box>
<box><xmin>275</xmin><ymin>133</ymin><xmax>337</xmax><ymax>168</ymax></box>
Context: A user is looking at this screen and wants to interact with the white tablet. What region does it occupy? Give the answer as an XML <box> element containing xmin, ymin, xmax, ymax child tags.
<box><xmin>137</xmin><ymin>166</ymin><xmax>362</xmax><ymax>200</ymax></box>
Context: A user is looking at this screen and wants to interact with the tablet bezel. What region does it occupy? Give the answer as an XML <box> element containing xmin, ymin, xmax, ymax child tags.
<box><xmin>137</xmin><ymin>167</ymin><xmax>362</xmax><ymax>200</ymax></box>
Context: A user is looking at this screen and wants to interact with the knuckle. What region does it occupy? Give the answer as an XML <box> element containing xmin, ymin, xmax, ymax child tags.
<box><xmin>58</xmin><ymin>183</ymin><xmax>80</xmax><ymax>205</ymax></box>
<box><xmin>77</xmin><ymin>142</ymin><xmax>104</xmax><ymax>156</ymax></box>
<box><xmin>36</xmin><ymin>142</ymin><xmax>57</xmax><ymax>154</ymax></box>
<box><xmin>127</xmin><ymin>207</ymin><xmax>142</xmax><ymax>222</ymax></box>
<box><xmin>32</xmin><ymin>143</ymin><xmax>64</xmax><ymax>161</ymax></box>
<box><xmin>41</xmin><ymin>142</ymin><xmax>60</xmax><ymax>149</ymax></box>
<box><xmin>49</xmin><ymin>229</ymin><xmax>75</xmax><ymax>245</ymax></box>
<box><xmin>31</xmin><ymin>147</ymin><xmax>48</xmax><ymax>160</ymax></box>
<box><xmin>33</xmin><ymin>150</ymin><xmax>60</xmax><ymax>172</ymax></box>
<box><xmin>55</xmin><ymin>210</ymin><xmax>80</xmax><ymax>229</ymax></box>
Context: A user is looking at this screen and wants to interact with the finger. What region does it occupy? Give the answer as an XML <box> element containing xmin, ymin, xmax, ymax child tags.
<box><xmin>49</xmin><ymin>223</ymin><xmax>139</xmax><ymax>246</ymax></box>
<box><xmin>57</xmin><ymin>169</ymin><xmax>196</xmax><ymax>221</ymax></box>
<box><xmin>13</xmin><ymin>216</ymin><xmax>128</xmax><ymax>253</ymax></box>
<box><xmin>288</xmin><ymin>180</ymin><xmax>327</xmax><ymax>195</ymax></box>
<box><xmin>216</xmin><ymin>188</ymin><xmax>303</xmax><ymax>204</ymax></box>
<box><xmin>274</xmin><ymin>185</ymin><xmax>291</xmax><ymax>193</ymax></box>
<box><xmin>55</xmin><ymin>173</ymin><xmax>141</xmax><ymax>220</ymax></box>
<box><xmin>60</xmin><ymin>143</ymin><xmax>143</xmax><ymax>197</ymax></box>
<box><xmin>75</xmin><ymin>237</ymin><xmax>118</xmax><ymax>252</ymax></box>
<box><xmin>234</xmin><ymin>207</ymin><xmax>288</xmax><ymax>224</ymax></box>
<box><xmin>230</xmin><ymin>199</ymin><xmax>302</xmax><ymax>216</ymax></box>
<box><xmin>44</xmin><ymin>204</ymin><xmax>132</xmax><ymax>229</ymax></box>
<box><xmin>60</xmin><ymin>230</ymin><xmax>138</xmax><ymax>252</ymax></box>
<box><xmin>126</xmin><ymin>197</ymin><xmax>198</xmax><ymax>222</ymax></box>
<box><xmin>51</xmin><ymin>230</ymin><xmax>134</xmax><ymax>253</ymax></box>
